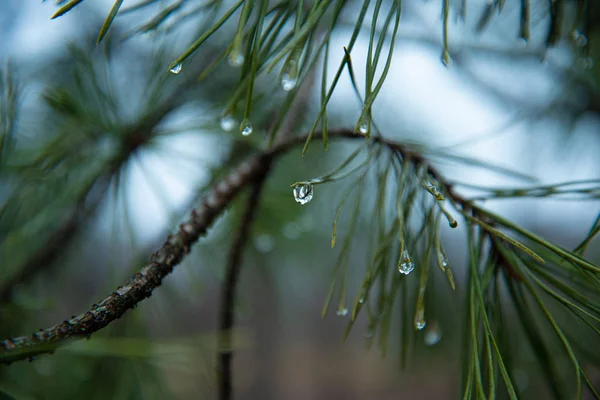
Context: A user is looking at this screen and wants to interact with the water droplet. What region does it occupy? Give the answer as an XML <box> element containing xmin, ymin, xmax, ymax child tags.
<box><xmin>357</xmin><ymin>114</ymin><xmax>370</xmax><ymax>135</ymax></box>
<box><xmin>240</xmin><ymin>119</ymin><xmax>253</xmax><ymax>136</ymax></box>
<box><xmin>254</xmin><ymin>234</ymin><xmax>275</xmax><ymax>253</ymax></box>
<box><xmin>358</xmin><ymin>122</ymin><xmax>368</xmax><ymax>135</ymax></box>
<box><xmin>292</xmin><ymin>182</ymin><xmax>314</xmax><ymax>205</ymax></box>
<box><xmin>358</xmin><ymin>296</ymin><xmax>365</xmax><ymax>304</ymax></box>
<box><xmin>281</xmin><ymin>55</ymin><xmax>299</xmax><ymax>91</ymax></box>
<box><xmin>441</xmin><ymin>50</ymin><xmax>453</xmax><ymax>67</ymax></box>
<box><xmin>336</xmin><ymin>306</ymin><xmax>348</xmax><ymax>317</ymax></box>
<box><xmin>518</xmin><ymin>37</ymin><xmax>528</xmax><ymax>48</ymax></box>
<box><xmin>415</xmin><ymin>308</ymin><xmax>426</xmax><ymax>331</ymax></box>
<box><xmin>219</xmin><ymin>114</ymin><xmax>237</xmax><ymax>132</ymax></box>
<box><xmin>364</xmin><ymin>326</ymin><xmax>375</xmax><ymax>338</ymax></box>
<box><xmin>281</xmin><ymin>73</ymin><xmax>297</xmax><ymax>91</ymax></box>
<box><xmin>424</xmin><ymin>322</ymin><xmax>442</xmax><ymax>346</ymax></box>
<box><xmin>441</xmin><ymin>254</ymin><xmax>448</xmax><ymax>268</ymax></box>
<box><xmin>228</xmin><ymin>51</ymin><xmax>245</xmax><ymax>67</ymax></box>
<box><xmin>169</xmin><ymin>63</ymin><xmax>182</xmax><ymax>74</ymax></box>
<box><xmin>572</xmin><ymin>30</ymin><xmax>588</xmax><ymax>47</ymax></box>
<box><xmin>398</xmin><ymin>250</ymin><xmax>415</xmax><ymax>275</ymax></box>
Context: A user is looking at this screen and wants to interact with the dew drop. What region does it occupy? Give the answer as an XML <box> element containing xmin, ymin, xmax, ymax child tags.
<box><xmin>240</xmin><ymin>119</ymin><xmax>253</xmax><ymax>136</ymax></box>
<box><xmin>281</xmin><ymin>56</ymin><xmax>299</xmax><ymax>91</ymax></box>
<box><xmin>441</xmin><ymin>50</ymin><xmax>453</xmax><ymax>67</ymax></box>
<box><xmin>364</xmin><ymin>326</ymin><xmax>375</xmax><ymax>338</ymax></box>
<box><xmin>358</xmin><ymin>122</ymin><xmax>369</xmax><ymax>135</ymax></box>
<box><xmin>518</xmin><ymin>37</ymin><xmax>528</xmax><ymax>48</ymax></box>
<box><xmin>219</xmin><ymin>114</ymin><xmax>237</xmax><ymax>132</ymax></box>
<box><xmin>357</xmin><ymin>114</ymin><xmax>370</xmax><ymax>135</ymax></box>
<box><xmin>441</xmin><ymin>254</ymin><xmax>449</xmax><ymax>268</ymax></box>
<box><xmin>336</xmin><ymin>306</ymin><xmax>349</xmax><ymax>317</ymax></box>
<box><xmin>358</xmin><ymin>296</ymin><xmax>365</xmax><ymax>304</ymax></box>
<box><xmin>281</xmin><ymin>73</ymin><xmax>297</xmax><ymax>91</ymax></box>
<box><xmin>228</xmin><ymin>51</ymin><xmax>245</xmax><ymax>67</ymax></box>
<box><xmin>424</xmin><ymin>322</ymin><xmax>442</xmax><ymax>346</ymax></box>
<box><xmin>398</xmin><ymin>250</ymin><xmax>415</xmax><ymax>275</ymax></box>
<box><xmin>415</xmin><ymin>308</ymin><xmax>426</xmax><ymax>331</ymax></box>
<box><xmin>572</xmin><ymin>30</ymin><xmax>588</xmax><ymax>47</ymax></box>
<box><xmin>292</xmin><ymin>182</ymin><xmax>313</xmax><ymax>205</ymax></box>
<box><xmin>169</xmin><ymin>63</ymin><xmax>182</xmax><ymax>75</ymax></box>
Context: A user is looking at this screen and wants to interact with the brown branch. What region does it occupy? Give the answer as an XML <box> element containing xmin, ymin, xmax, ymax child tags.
<box><xmin>0</xmin><ymin>129</ymin><xmax>479</xmax><ymax>365</ymax></box>
<box><xmin>217</xmin><ymin>166</ymin><xmax>270</xmax><ymax>400</ymax></box>
<box><xmin>0</xmin><ymin>152</ymin><xmax>272</xmax><ymax>365</ymax></box>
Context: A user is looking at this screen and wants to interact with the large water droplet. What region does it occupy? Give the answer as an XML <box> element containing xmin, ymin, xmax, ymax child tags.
<box><xmin>169</xmin><ymin>63</ymin><xmax>182</xmax><ymax>74</ymax></box>
<box><xmin>240</xmin><ymin>119</ymin><xmax>253</xmax><ymax>136</ymax></box>
<box><xmin>292</xmin><ymin>183</ymin><xmax>313</xmax><ymax>205</ymax></box>
<box><xmin>220</xmin><ymin>114</ymin><xmax>237</xmax><ymax>132</ymax></box>
<box><xmin>398</xmin><ymin>250</ymin><xmax>415</xmax><ymax>275</ymax></box>
<box><xmin>228</xmin><ymin>51</ymin><xmax>245</xmax><ymax>67</ymax></box>
<box><xmin>336</xmin><ymin>306</ymin><xmax>348</xmax><ymax>317</ymax></box>
<box><xmin>424</xmin><ymin>322</ymin><xmax>442</xmax><ymax>346</ymax></box>
<box><xmin>415</xmin><ymin>308</ymin><xmax>426</xmax><ymax>331</ymax></box>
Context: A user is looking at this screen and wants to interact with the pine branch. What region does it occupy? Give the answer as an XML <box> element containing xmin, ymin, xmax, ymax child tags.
<box><xmin>217</xmin><ymin>167</ymin><xmax>270</xmax><ymax>400</ymax></box>
<box><xmin>0</xmin><ymin>151</ymin><xmax>272</xmax><ymax>365</ymax></box>
<box><xmin>1</xmin><ymin>129</ymin><xmax>596</xmax><ymax>365</ymax></box>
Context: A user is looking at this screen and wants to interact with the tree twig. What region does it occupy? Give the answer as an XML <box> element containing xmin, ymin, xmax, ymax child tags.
<box><xmin>217</xmin><ymin>165</ymin><xmax>270</xmax><ymax>400</ymax></box>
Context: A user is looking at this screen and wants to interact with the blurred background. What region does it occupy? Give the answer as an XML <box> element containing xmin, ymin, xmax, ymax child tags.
<box><xmin>0</xmin><ymin>0</ymin><xmax>599</xmax><ymax>398</ymax></box>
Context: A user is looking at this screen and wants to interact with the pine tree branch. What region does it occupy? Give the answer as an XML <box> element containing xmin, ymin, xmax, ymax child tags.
<box><xmin>0</xmin><ymin>151</ymin><xmax>272</xmax><ymax>365</ymax></box>
<box><xmin>217</xmin><ymin>167</ymin><xmax>270</xmax><ymax>400</ymax></box>
<box><xmin>2</xmin><ymin>129</ymin><xmax>589</xmax><ymax>365</ymax></box>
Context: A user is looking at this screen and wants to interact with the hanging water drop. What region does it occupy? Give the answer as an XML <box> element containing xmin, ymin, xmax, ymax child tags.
<box><xmin>358</xmin><ymin>296</ymin><xmax>365</xmax><ymax>304</ymax></box>
<box><xmin>240</xmin><ymin>119</ymin><xmax>253</xmax><ymax>136</ymax></box>
<box><xmin>292</xmin><ymin>182</ymin><xmax>314</xmax><ymax>205</ymax></box>
<box><xmin>424</xmin><ymin>322</ymin><xmax>442</xmax><ymax>346</ymax></box>
<box><xmin>441</xmin><ymin>50</ymin><xmax>453</xmax><ymax>67</ymax></box>
<box><xmin>398</xmin><ymin>250</ymin><xmax>415</xmax><ymax>275</ymax></box>
<box><xmin>358</xmin><ymin>122</ymin><xmax>368</xmax><ymax>135</ymax></box>
<box><xmin>518</xmin><ymin>37</ymin><xmax>528</xmax><ymax>48</ymax></box>
<box><xmin>336</xmin><ymin>306</ymin><xmax>348</xmax><ymax>317</ymax></box>
<box><xmin>228</xmin><ymin>51</ymin><xmax>245</xmax><ymax>67</ymax></box>
<box><xmin>169</xmin><ymin>63</ymin><xmax>182</xmax><ymax>75</ymax></box>
<box><xmin>219</xmin><ymin>114</ymin><xmax>237</xmax><ymax>132</ymax></box>
<box><xmin>414</xmin><ymin>307</ymin><xmax>426</xmax><ymax>331</ymax></box>
<box><xmin>572</xmin><ymin>30</ymin><xmax>588</xmax><ymax>47</ymax></box>
<box><xmin>441</xmin><ymin>253</ymin><xmax>448</xmax><ymax>268</ymax></box>
<box><xmin>357</xmin><ymin>114</ymin><xmax>370</xmax><ymax>135</ymax></box>
<box><xmin>364</xmin><ymin>326</ymin><xmax>375</xmax><ymax>338</ymax></box>
<box><xmin>281</xmin><ymin>73</ymin><xmax>297</xmax><ymax>91</ymax></box>
<box><xmin>281</xmin><ymin>50</ymin><xmax>300</xmax><ymax>91</ymax></box>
